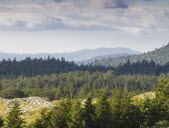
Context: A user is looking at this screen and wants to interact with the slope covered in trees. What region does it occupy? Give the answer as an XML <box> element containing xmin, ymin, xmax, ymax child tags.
<box><xmin>2</xmin><ymin>80</ymin><xmax>169</xmax><ymax>128</ymax></box>
<box><xmin>76</xmin><ymin>53</ymin><xmax>131</xmax><ymax>65</ymax></box>
<box><xmin>1</xmin><ymin>57</ymin><xmax>169</xmax><ymax>78</ymax></box>
<box><xmin>0</xmin><ymin>47</ymin><xmax>140</xmax><ymax>62</ymax></box>
<box><xmin>0</xmin><ymin>71</ymin><xmax>160</xmax><ymax>100</ymax></box>
<box><xmin>114</xmin><ymin>59</ymin><xmax>169</xmax><ymax>76</ymax></box>
<box><xmin>0</xmin><ymin>57</ymin><xmax>114</xmax><ymax>78</ymax></box>
<box><xmin>92</xmin><ymin>43</ymin><xmax>169</xmax><ymax>67</ymax></box>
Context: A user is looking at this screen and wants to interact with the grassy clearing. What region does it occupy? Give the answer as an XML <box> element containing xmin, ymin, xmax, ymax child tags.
<box><xmin>0</xmin><ymin>97</ymin><xmax>56</xmax><ymax>125</ymax></box>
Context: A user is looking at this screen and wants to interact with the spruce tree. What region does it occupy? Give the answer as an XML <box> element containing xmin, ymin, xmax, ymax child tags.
<box><xmin>50</xmin><ymin>99</ymin><xmax>72</xmax><ymax>128</ymax></box>
<box><xmin>95</xmin><ymin>91</ymin><xmax>112</xmax><ymax>128</ymax></box>
<box><xmin>82</xmin><ymin>97</ymin><xmax>95</xmax><ymax>128</ymax></box>
<box><xmin>111</xmin><ymin>88</ymin><xmax>123</xmax><ymax>127</ymax></box>
<box><xmin>5</xmin><ymin>102</ymin><xmax>25</xmax><ymax>128</ymax></box>
<box><xmin>31</xmin><ymin>109</ymin><xmax>51</xmax><ymax>128</ymax></box>
<box><xmin>68</xmin><ymin>100</ymin><xmax>83</xmax><ymax>128</ymax></box>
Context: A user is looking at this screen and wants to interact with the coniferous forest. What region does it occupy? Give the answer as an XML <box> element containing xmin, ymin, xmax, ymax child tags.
<box><xmin>1</xmin><ymin>79</ymin><xmax>169</xmax><ymax>128</ymax></box>
<box><xmin>2</xmin><ymin>45</ymin><xmax>169</xmax><ymax>127</ymax></box>
<box><xmin>1</xmin><ymin>57</ymin><xmax>169</xmax><ymax>78</ymax></box>
<box><xmin>0</xmin><ymin>0</ymin><xmax>169</xmax><ymax>127</ymax></box>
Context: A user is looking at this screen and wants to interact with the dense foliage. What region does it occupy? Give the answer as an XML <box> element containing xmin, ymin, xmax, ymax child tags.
<box><xmin>0</xmin><ymin>57</ymin><xmax>113</xmax><ymax>78</ymax></box>
<box><xmin>0</xmin><ymin>89</ymin><xmax>25</xmax><ymax>99</ymax></box>
<box><xmin>5</xmin><ymin>102</ymin><xmax>25</xmax><ymax>128</ymax></box>
<box><xmin>0</xmin><ymin>117</ymin><xmax>4</xmax><ymax>127</ymax></box>
<box><xmin>92</xmin><ymin>43</ymin><xmax>169</xmax><ymax>67</ymax></box>
<box><xmin>1</xmin><ymin>54</ymin><xmax>169</xmax><ymax>78</ymax></box>
<box><xmin>114</xmin><ymin>60</ymin><xmax>169</xmax><ymax>76</ymax></box>
<box><xmin>3</xmin><ymin>79</ymin><xmax>169</xmax><ymax>128</ymax></box>
<box><xmin>1</xmin><ymin>45</ymin><xmax>169</xmax><ymax>127</ymax></box>
<box><xmin>1</xmin><ymin>56</ymin><xmax>169</xmax><ymax>78</ymax></box>
<box><xmin>0</xmin><ymin>71</ymin><xmax>159</xmax><ymax>100</ymax></box>
<box><xmin>29</xmin><ymin>79</ymin><xmax>169</xmax><ymax>128</ymax></box>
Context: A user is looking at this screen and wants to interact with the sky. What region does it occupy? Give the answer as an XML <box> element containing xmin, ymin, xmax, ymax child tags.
<box><xmin>0</xmin><ymin>0</ymin><xmax>169</xmax><ymax>54</ymax></box>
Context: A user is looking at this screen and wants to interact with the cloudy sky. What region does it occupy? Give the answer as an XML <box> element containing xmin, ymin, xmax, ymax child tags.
<box><xmin>0</xmin><ymin>0</ymin><xmax>169</xmax><ymax>53</ymax></box>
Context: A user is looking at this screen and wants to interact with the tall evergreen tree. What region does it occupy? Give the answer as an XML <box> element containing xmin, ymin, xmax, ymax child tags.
<box><xmin>68</xmin><ymin>100</ymin><xmax>83</xmax><ymax>128</ymax></box>
<box><xmin>82</xmin><ymin>97</ymin><xmax>95</xmax><ymax>128</ymax></box>
<box><xmin>111</xmin><ymin>88</ymin><xmax>124</xmax><ymax>127</ymax></box>
<box><xmin>111</xmin><ymin>89</ymin><xmax>143</xmax><ymax>128</ymax></box>
<box><xmin>50</xmin><ymin>99</ymin><xmax>72</xmax><ymax>128</ymax></box>
<box><xmin>31</xmin><ymin>109</ymin><xmax>51</xmax><ymax>128</ymax></box>
<box><xmin>95</xmin><ymin>91</ymin><xmax>112</xmax><ymax>128</ymax></box>
<box><xmin>5</xmin><ymin>102</ymin><xmax>25</xmax><ymax>128</ymax></box>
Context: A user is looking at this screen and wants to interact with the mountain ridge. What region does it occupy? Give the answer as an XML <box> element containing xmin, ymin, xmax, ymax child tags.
<box><xmin>91</xmin><ymin>43</ymin><xmax>169</xmax><ymax>67</ymax></box>
<box><xmin>77</xmin><ymin>53</ymin><xmax>132</xmax><ymax>65</ymax></box>
<box><xmin>0</xmin><ymin>47</ymin><xmax>140</xmax><ymax>62</ymax></box>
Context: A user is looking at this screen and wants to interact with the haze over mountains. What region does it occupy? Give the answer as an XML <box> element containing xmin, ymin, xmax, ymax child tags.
<box><xmin>0</xmin><ymin>47</ymin><xmax>140</xmax><ymax>62</ymax></box>
<box><xmin>92</xmin><ymin>43</ymin><xmax>169</xmax><ymax>67</ymax></box>
<box><xmin>76</xmin><ymin>53</ymin><xmax>131</xmax><ymax>65</ymax></box>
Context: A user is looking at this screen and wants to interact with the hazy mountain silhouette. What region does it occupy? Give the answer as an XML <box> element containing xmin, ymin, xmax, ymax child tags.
<box><xmin>0</xmin><ymin>47</ymin><xmax>140</xmax><ymax>62</ymax></box>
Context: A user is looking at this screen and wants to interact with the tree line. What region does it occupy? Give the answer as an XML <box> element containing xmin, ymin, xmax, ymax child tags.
<box><xmin>0</xmin><ymin>57</ymin><xmax>112</xmax><ymax>78</ymax></box>
<box><xmin>1</xmin><ymin>79</ymin><xmax>169</xmax><ymax>128</ymax></box>
<box><xmin>1</xmin><ymin>57</ymin><xmax>169</xmax><ymax>78</ymax></box>
<box><xmin>0</xmin><ymin>71</ymin><xmax>160</xmax><ymax>100</ymax></box>
<box><xmin>91</xmin><ymin>43</ymin><xmax>169</xmax><ymax>67</ymax></box>
<box><xmin>114</xmin><ymin>59</ymin><xmax>169</xmax><ymax>76</ymax></box>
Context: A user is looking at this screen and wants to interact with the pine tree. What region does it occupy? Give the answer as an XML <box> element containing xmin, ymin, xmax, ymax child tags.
<box><xmin>111</xmin><ymin>88</ymin><xmax>123</xmax><ymax>128</ymax></box>
<box><xmin>31</xmin><ymin>109</ymin><xmax>51</xmax><ymax>128</ymax></box>
<box><xmin>50</xmin><ymin>99</ymin><xmax>72</xmax><ymax>128</ymax></box>
<box><xmin>5</xmin><ymin>102</ymin><xmax>25</xmax><ymax>128</ymax></box>
<box><xmin>95</xmin><ymin>91</ymin><xmax>112</xmax><ymax>128</ymax></box>
<box><xmin>68</xmin><ymin>100</ymin><xmax>83</xmax><ymax>128</ymax></box>
<box><xmin>82</xmin><ymin>97</ymin><xmax>95</xmax><ymax>128</ymax></box>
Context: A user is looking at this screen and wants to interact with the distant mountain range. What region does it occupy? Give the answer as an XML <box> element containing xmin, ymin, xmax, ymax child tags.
<box><xmin>91</xmin><ymin>43</ymin><xmax>169</xmax><ymax>67</ymax></box>
<box><xmin>0</xmin><ymin>47</ymin><xmax>140</xmax><ymax>62</ymax></box>
<box><xmin>76</xmin><ymin>53</ymin><xmax>132</xmax><ymax>65</ymax></box>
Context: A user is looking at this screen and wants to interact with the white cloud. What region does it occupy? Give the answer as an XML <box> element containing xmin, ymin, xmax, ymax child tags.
<box><xmin>74</xmin><ymin>0</ymin><xmax>128</xmax><ymax>8</ymax></box>
<box><xmin>0</xmin><ymin>0</ymin><xmax>168</xmax><ymax>35</ymax></box>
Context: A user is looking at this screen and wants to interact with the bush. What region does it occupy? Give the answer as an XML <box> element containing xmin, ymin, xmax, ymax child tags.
<box><xmin>0</xmin><ymin>89</ymin><xmax>25</xmax><ymax>99</ymax></box>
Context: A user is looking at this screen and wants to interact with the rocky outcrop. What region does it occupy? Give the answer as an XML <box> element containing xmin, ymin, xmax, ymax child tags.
<box><xmin>0</xmin><ymin>97</ymin><xmax>55</xmax><ymax>108</ymax></box>
<box><xmin>139</xmin><ymin>92</ymin><xmax>155</xmax><ymax>99</ymax></box>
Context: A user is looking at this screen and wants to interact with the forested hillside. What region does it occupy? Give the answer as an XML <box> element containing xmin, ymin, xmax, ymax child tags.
<box><xmin>2</xmin><ymin>57</ymin><xmax>169</xmax><ymax>78</ymax></box>
<box><xmin>0</xmin><ymin>57</ymin><xmax>114</xmax><ymax>78</ymax></box>
<box><xmin>114</xmin><ymin>60</ymin><xmax>169</xmax><ymax>76</ymax></box>
<box><xmin>92</xmin><ymin>43</ymin><xmax>169</xmax><ymax>67</ymax></box>
<box><xmin>0</xmin><ymin>47</ymin><xmax>140</xmax><ymax>62</ymax></box>
<box><xmin>2</xmin><ymin>80</ymin><xmax>169</xmax><ymax>128</ymax></box>
<box><xmin>0</xmin><ymin>71</ymin><xmax>160</xmax><ymax>100</ymax></box>
<box><xmin>76</xmin><ymin>53</ymin><xmax>131</xmax><ymax>65</ymax></box>
<box><xmin>1</xmin><ymin>49</ymin><xmax>169</xmax><ymax>127</ymax></box>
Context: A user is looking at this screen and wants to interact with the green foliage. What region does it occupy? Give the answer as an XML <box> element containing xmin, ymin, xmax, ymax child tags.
<box><xmin>95</xmin><ymin>91</ymin><xmax>112</xmax><ymax>128</ymax></box>
<box><xmin>154</xmin><ymin>79</ymin><xmax>169</xmax><ymax>122</ymax></box>
<box><xmin>1</xmin><ymin>56</ymin><xmax>169</xmax><ymax>78</ymax></box>
<box><xmin>82</xmin><ymin>97</ymin><xmax>95</xmax><ymax>128</ymax></box>
<box><xmin>0</xmin><ymin>57</ymin><xmax>114</xmax><ymax>78</ymax></box>
<box><xmin>5</xmin><ymin>102</ymin><xmax>25</xmax><ymax>128</ymax></box>
<box><xmin>30</xmin><ymin>109</ymin><xmax>51</xmax><ymax>128</ymax></box>
<box><xmin>138</xmin><ymin>98</ymin><xmax>159</xmax><ymax>127</ymax></box>
<box><xmin>0</xmin><ymin>117</ymin><xmax>4</xmax><ymax>127</ymax></box>
<box><xmin>0</xmin><ymin>88</ymin><xmax>25</xmax><ymax>99</ymax></box>
<box><xmin>111</xmin><ymin>89</ymin><xmax>143</xmax><ymax>128</ymax></box>
<box><xmin>92</xmin><ymin>43</ymin><xmax>169</xmax><ymax>67</ymax></box>
<box><xmin>68</xmin><ymin>100</ymin><xmax>84</xmax><ymax>128</ymax></box>
<box><xmin>4</xmin><ymin>80</ymin><xmax>169</xmax><ymax>128</ymax></box>
<box><xmin>0</xmin><ymin>71</ymin><xmax>159</xmax><ymax>99</ymax></box>
<box><xmin>50</xmin><ymin>99</ymin><xmax>72</xmax><ymax>128</ymax></box>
